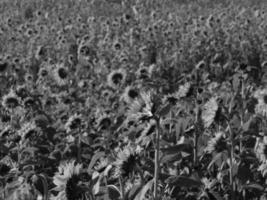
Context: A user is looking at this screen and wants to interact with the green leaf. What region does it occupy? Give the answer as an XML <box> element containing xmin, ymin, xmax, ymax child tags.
<box><xmin>127</xmin><ymin>184</ymin><xmax>142</xmax><ymax>200</ymax></box>
<box><xmin>107</xmin><ymin>185</ymin><xmax>121</xmax><ymax>200</ymax></box>
<box><xmin>88</xmin><ymin>151</ymin><xmax>105</xmax><ymax>174</ymax></box>
<box><xmin>157</xmin><ymin>103</ymin><xmax>172</xmax><ymax>117</ymax></box>
<box><xmin>134</xmin><ymin>180</ymin><xmax>153</xmax><ymax>200</ymax></box>
<box><xmin>160</xmin><ymin>143</ymin><xmax>193</xmax><ymax>154</ymax></box>
<box><xmin>243</xmin><ymin>183</ymin><xmax>264</xmax><ymax>191</ymax></box>
<box><xmin>166</xmin><ymin>175</ymin><xmax>202</xmax><ymax>188</ymax></box>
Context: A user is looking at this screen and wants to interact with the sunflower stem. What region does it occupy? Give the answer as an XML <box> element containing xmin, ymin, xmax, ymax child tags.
<box><xmin>153</xmin><ymin>118</ymin><xmax>161</xmax><ymax>200</ymax></box>
<box><xmin>193</xmin><ymin>104</ymin><xmax>201</xmax><ymax>167</ymax></box>
<box><xmin>227</xmin><ymin>121</ymin><xmax>235</xmax><ymax>199</ymax></box>
<box><xmin>119</xmin><ymin>177</ymin><xmax>125</xmax><ymax>200</ymax></box>
<box><xmin>77</xmin><ymin>131</ymin><xmax>81</xmax><ymax>163</ymax></box>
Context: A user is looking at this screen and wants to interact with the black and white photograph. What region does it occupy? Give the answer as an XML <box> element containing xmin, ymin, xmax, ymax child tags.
<box><xmin>0</xmin><ymin>0</ymin><xmax>267</xmax><ymax>199</ymax></box>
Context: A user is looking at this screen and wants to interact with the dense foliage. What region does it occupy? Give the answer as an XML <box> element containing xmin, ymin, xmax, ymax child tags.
<box><xmin>0</xmin><ymin>0</ymin><xmax>267</xmax><ymax>199</ymax></box>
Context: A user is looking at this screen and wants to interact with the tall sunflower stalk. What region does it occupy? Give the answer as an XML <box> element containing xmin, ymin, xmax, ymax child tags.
<box><xmin>153</xmin><ymin>117</ymin><xmax>161</xmax><ymax>200</ymax></box>
<box><xmin>227</xmin><ymin>95</ymin><xmax>236</xmax><ymax>199</ymax></box>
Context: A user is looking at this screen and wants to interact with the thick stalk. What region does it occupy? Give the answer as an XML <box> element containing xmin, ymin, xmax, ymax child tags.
<box><xmin>227</xmin><ymin>121</ymin><xmax>235</xmax><ymax>199</ymax></box>
<box><xmin>193</xmin><ymin>105</ymin><xmax>200</xmax><ymax>167</ymax></box>
<box><xmin>153</xmin><ymin>118</ymin><xmax>161</xmax><ymax>200</ymax></box>
<box><xmin>77</xmin><ymin>130</ymin><xmax>81</xmax><ymax>163</ymax></box>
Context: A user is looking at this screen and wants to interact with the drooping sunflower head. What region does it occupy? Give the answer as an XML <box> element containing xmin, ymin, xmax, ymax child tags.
<box><xmin>206</xmin><ymin>132</ymin><xmax>227</xmax><ymax>154</ymax></box>
<box><xmin>107</xmin><ymin>68</ymin><xmax>126</xmax><ymax>89</ymax></box>
<box><xmin>2</xmin><ymin>90</ymin><xmax>20</xmax><ymax>110</ymax></box>
<box><xmin>254</xmin><ymin>88</ymin><xmax>267</xmax><ymax>117</ymax></box>
<box><xmin>113</xmin><ymin>145</ymin><xmax>142</xmax><ymax>179</ymax></box>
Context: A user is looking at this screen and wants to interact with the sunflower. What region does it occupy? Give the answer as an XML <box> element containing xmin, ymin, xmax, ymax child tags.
<box><xmin>107</xmin><ymin>68</ymin><xmax>126</xmax><ymax>89</ymax></box>
<box><xmin>18</xmin><ymin>121</ymin><xmax>38</xmax><ymax>140</ymax></box>
<box><xmin>201</xmin><ymin>97</ymin><xmax>219</xmax><ymax>128</ymax></box>
<box><xmin>52</xmin><ymin>160</ymin><xmax>92</xmax><ymax>200</ymax></box>
<box><xmin>96</xmin><ymin>114</ymin><xmax>112</xmax><ymax>131</ymax></box>
<box><xmin>53</xmin><ymin>63</ymin><xmax>69</xmax><ymax>86</ymax></box>
<box><xmin>2</xmin><ymin>90</ymin><xmax>20</xmax><ymax>110</ymax></box>
<box><xmin>113</xmin><ymin>145</ymin><xmax>142</xmax><ymax>179</ymax></box>
<box><xmin>122</xmin><ymin>86</ymin><xmax>139</xmax><ymax>104</ymax></box>
<box><xmin>65</xmin><ymin>114</ymin><xmax>83</xmax><ymax>133</ymax></box>
<box><xmin>136</xmin><ymin>66</ymin><xmax>149</xmax><ymax>79</ymax></box>
<box><xmin>254</xmin><ymin>88</ymin><xmax>267</xmax><ymax>117</ymax></box>
<box><xmin>177</xmin><ymin>82</ymin><xmax>192</xmax><ymax>98</ymax></box>
<box><xmin>15</xmin><ymin>84</ymin><xmax>29</xmax><ymax>100</ymax></box>
<box><xmin>195</xmin><ymin>60</ymin><xmax>205</xmax><ymax>70</ymax></box>
<box><xmin>127</xmin><ymin>91</ymin><xmax>154</xmax><ymax>121</ymax></box>
<box><xmin>0</xmin><ymin>61</ymin><xmax>8</xmax><ymax>73</ymax></box>
<box><xmin>255</xmin><ymin>136</ymin><xmax>267</xmax><ymax>163</ymax></box>
<box><xmin>205</xmin><ymin>132</ymin><xmax>227</xmax><ymax>154</ymax></box>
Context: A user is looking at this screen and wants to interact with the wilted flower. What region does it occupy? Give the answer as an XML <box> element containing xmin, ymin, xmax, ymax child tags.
<box><xmin>107</xmin><ymin>68</ymin><xmax>126</xmax><ymax>89</ymax></box>
<box><xmin>201</xmin><ymin>97</ymin><xmax>219</xmax><ymax>128</ymax></box>
<box><xmin>113</xmin><ymin>145</ymin><xmax>142</xmax><ymax>179</ymax></box>
<box><xmin>206</xmin><ymin>132</ymin><xmax>227</xmax><ymax>154</ymax></box>
<box><xmin>254</xmin><ymin>88</ymin><xmax>267</xmax><ymax>117</ymax></box>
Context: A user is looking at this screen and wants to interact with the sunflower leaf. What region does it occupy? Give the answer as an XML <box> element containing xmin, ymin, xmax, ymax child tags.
<box><xmin>88</xmin><ymin>151</ymin><xmax>105</xmax><ymax>174</ymax></box>
<box><xmin>134</xmin><ymin>180</ymin><xmax>153</xmax><ymax>200</ymax></box>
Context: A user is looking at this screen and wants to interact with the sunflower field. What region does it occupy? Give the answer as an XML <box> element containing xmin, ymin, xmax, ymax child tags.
<box><xmin>0</xmin><ymin>0</ymin><xmax>267</xmax><ymax>199</ymax></box>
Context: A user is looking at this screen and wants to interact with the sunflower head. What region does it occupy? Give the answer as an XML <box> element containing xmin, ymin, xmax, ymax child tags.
<box><xmin>15</xmin><ymin>85</ymin><xmax>29</xmax><ymax>100</ymax></box>
<box><xmin>52</xmin><ymin>160</ymin><xmax>91</xmax><ymax>200</ymax></box>
<box><xmin>127</xmin><ymin>91</ymin><xmax>155</xmax><ymax>122</ymax></box>
<box><xmin>113</xmin><ymin>145</ymin><xmax>142</xmax><ymax>179</ymax></box>
<box><xmin>97</xmin><ymin>114</ymin><xmax>112</xmax><ymax>131</ymax></box>
<box><xmin>2</xmin><ymin>90</ymin><xmax>20</xmax><ymax>110</ymax></box>
<box><xmin>107</xmin><ymin>68</ymin><xmax>126</xmax><ymax>89</ymax></box>
<box><xmin>136</xmin><ymin>67</ymin><xmax>150</xmax><ymax>79</ymax></box>
<box><xmin>206</xmin><ymin>132</ymin><xmax>227</xmax><ymax>154</ymax></box>
<box><xmin>122</xmin><ymin>86</ymin><xmax>139</xmax><ymax>104</ymax></box>
<box><xmin>53</xmin><ymin>63</ymin><xmax>69</xmax><ymax>86</ymax></box>
<box><xmin>65</xmin><ymin>114</ymin><xmax>83</xmax><ymax>133</ymax></box>
<box><xmin>18</xmin><ymin>121</ymin><xmax>38</xmax><ymax>140</ymax></box>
